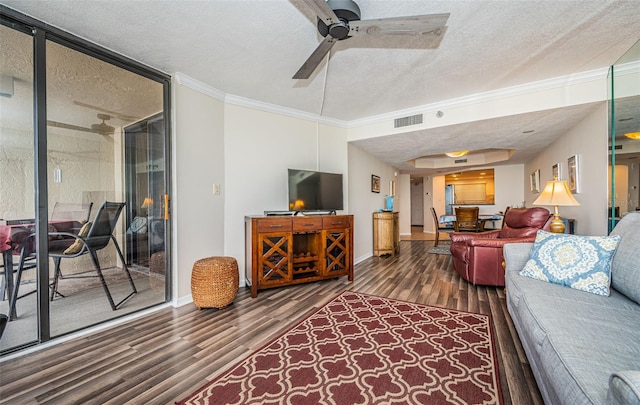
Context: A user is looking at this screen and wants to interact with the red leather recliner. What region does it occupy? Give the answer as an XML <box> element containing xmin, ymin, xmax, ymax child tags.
<box><xmin>449</xmin><ymin>207</ymin><xmax>552</xmax><ymax>286</ymax></box>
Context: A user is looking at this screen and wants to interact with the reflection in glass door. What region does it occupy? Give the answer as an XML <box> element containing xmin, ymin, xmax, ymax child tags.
<box><xmin>45</xmin><ymin>40</ymin><xmax>167</xmax><ymax>337</ymax></box>
<box><xmin>1</xmin><ymin>10</ymin><xmax>169</xmax><ymax>356</ymax></box>
<box><xmin>0</xmin><ymin>23</ymin><xmax>38</xmax><ymax>352</ymax></box>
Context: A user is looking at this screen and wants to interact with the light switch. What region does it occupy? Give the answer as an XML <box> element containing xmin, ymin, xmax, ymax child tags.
<box><xmin>213</xmin><ymin>184</ymin><xmax>220</xmax><ymax>195</ymax></box>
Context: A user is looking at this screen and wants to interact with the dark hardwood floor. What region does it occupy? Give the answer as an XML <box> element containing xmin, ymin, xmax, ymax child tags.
<box><xmin>0</xmin><ymin>240</ymin><xmax>543</xmax><ymax>405</ymax></box>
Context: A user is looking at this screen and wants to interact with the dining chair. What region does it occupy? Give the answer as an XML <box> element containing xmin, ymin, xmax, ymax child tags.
<box><xmin>10</xmin><ymin>201</ymin><xmax>137</xmax><ymax>317</ymax></box>
<box><xmin>430</xmin><ymin>207</ymin><xmax>454</xmax><ymax>247</ymax></box>
<box><xmin>454</xmin><ymin>207</ymin><xmax>482</xmax><ymax>232</ymax></box>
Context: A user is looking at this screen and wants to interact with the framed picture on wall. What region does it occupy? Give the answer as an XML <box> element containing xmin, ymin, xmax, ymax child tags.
<box><xmin>568</xmin><ymin>155</ymin><xmax>580</xmax><ymax>193</ymax></box>
<box><xmin>530</xmin><ymin>169</ymin><xmax>540</xmax><ymax>193</ymax></box>
<box><xmin>371</xmin><ymin>175</ymin><xmax>380</xmax><ymax>193</ymax></box>
<box><xmin>552</xmin><ymin>163</ymin><xmax>561</xmax><ymax>180</ymax></box>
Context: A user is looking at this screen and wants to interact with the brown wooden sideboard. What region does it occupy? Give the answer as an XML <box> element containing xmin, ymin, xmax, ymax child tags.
<box><xmin>245</xmin><ymin>214</ymin><xmax>354</xmax><ymax>297</ymax></box>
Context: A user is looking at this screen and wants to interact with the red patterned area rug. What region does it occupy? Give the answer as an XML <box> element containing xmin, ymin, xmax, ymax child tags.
<box><xmin>177</xmin><ymin>291</ymin><xmax>503</xmax><ymax>405</ymax></box>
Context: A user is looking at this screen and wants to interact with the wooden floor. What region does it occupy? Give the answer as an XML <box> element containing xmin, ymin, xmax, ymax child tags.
<box><xmin>0</xmin><ymin>239</ymin><xmax>543</xmax><ymax>405</ymax></box>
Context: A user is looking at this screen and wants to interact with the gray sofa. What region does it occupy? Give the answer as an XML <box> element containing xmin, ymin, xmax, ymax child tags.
<box><xmin>504</xmin><ymin>212</ymin><xmax>640</xmax><ymax>405</ymax></box>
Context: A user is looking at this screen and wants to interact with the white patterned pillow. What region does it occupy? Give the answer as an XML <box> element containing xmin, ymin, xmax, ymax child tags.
<box><xmin>520</xmin><ymin>230</ymin><xmax>621</xmax><ymax>296</ymax></box>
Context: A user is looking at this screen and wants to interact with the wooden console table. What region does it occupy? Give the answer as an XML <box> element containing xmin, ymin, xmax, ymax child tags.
<box><xmin>245</xmin><ymin>214</ymin><xmax>354</xmax><ymax>297</ymax></box>
<box><xmin>372</xmin><ymin>211</ymin><xmax>399</xmax><ymax>256</ymax></box>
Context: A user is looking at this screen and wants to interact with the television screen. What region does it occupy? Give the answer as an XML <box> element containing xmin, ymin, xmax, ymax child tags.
<box><xmin>288</xmin><ymin>169</ymin><xmax>344</xmax><ymax>211</ymax></box>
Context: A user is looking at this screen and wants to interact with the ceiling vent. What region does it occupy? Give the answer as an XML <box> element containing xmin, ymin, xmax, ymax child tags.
<box><xmin>454</xmin><ymin>159</ymin><xmax>468</xmax><ymax>163</ymax></box>
<box><xmin>394</xmin><ymin>114</ymin><xmax>423</xmax><ymax>128</ymax></box>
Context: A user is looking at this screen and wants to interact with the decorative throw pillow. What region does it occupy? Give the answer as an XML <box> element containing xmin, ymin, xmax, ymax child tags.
<box><xmin>127</xmin><ymin>216</ymin><xmax>148</xmax><ymax>234</ymax></box>
<box><xmin>519</xmin><ymin>230</ymin><xmax>621</xmax><ymax>296</ymax></box>
<box><xmin>63</xmin><ymin>221</ymin><xmax>92</xmax><ymax>255</ymax></box>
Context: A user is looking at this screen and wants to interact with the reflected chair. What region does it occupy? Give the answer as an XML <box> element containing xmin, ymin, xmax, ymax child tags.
<box><xmin>449</xmin><ymin>207</ymin><xmax>551</xmax><ymax>286</ymax></box>
<box><xmin>454</xmin><ymin>207</ymin><xmax>482</xmax><ymax>232</ymax></box>
<box><xmin>10</xmin><ymin>201</ymin><xmax>136</xmax><ymax>316</ymax></box>
<box><xmin>51</xmin><ymin>202</ymin><xmax>93</xmax><ymax>280</ymax></box>
<box><xmin>430</xmin><ymin>207</ymin><xmax>454</xmax><ymax>247</ymax></box>
<box><xmin>51</xmin><ymin>202</ymin><xmax>93</xmax><ymax>233</ymax></box>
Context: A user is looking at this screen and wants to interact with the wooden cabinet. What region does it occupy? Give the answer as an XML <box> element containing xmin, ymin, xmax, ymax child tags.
<box><xmin>373</xmin><ymin>211</ymin><xmax>399</xmax><ymax>256</ymax></box>
<box><xmin>245</xmin><ymin>215</ymin><xmax>354</xmax><ymax>297</ymax></box>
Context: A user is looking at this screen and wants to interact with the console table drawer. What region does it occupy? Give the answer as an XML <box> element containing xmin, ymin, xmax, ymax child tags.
<box><xmin>256</xmin><ymin>218</ymin><xmax>292</xmax><ymax>233</ymax></box>
<box><xmin>293</xmin><ymin>217</ymin><xmax>323</xmax><ymax>232</ymax></box>
<box><xmin>323</xmin><ymin>216</ymin><xmax>350</xmax><ymax>229</ymax></box>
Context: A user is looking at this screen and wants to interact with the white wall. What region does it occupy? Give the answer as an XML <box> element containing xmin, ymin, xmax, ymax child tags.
<box><xmin>397</xmin><ymin>173</ymin><xmax>411</xmax><ymax>236</ymax></box>
<box><xmin>348</xmin><ymin>143</ymin><xmax>397</xmax><ymax>263</ymax></box>
<box><xmin>525</xmin><ymin>102</ymin><xmax>608</xmax><ymax>235</ymax></box>
<box><xmin>173</xmin><ymin>80</ymin><xmax>226</xmax><ymax>300</ymax></box>
<box><xmin>224</xmin><ymin>104</ymin><xmax>349</xmax><ymax>285</ymax></box>
<box><xmin>410</xmin><ymin>181</ymin><xmax>424</xmax><ymax>226</ymax></box>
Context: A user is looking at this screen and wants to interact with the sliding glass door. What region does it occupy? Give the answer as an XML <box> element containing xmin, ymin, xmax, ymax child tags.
<box><xmin>0</xmin><ymin>11</ymin><xmax>170</xmax><ymax>354</ymax></box>
<box><xmin>0</xmin><ymin>22</ymin><xmax>38</xmax><ymax>351</ymax></box>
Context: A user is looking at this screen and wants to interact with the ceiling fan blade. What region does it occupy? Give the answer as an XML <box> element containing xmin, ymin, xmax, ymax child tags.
<box><xmin>349</xmin><ymin>13</ymin><xmax>450</xmax><ymax>37</ymax></box>
<box><xmin>73</xmin><ymin>100</ymin><xmax>140</xmax><ymax>122</ymax></box>
<box><xmin>47</xmin><ymin>120</ymin><xmax>98</xmax><ymax>133</ymax></box>
<box><xmin>302</xmin><ymin>0</ymin><xmax>340</xmax><ymax>26</ymax></box>
<box><xmin>47</xmin><ymin>120</ymin><xmax>112</xmax><ymax>136</ymax></box>
<box><xmin>293</xmin><ymin>35</ymin><xmax>337</xmax><ymax>80</ymax></box>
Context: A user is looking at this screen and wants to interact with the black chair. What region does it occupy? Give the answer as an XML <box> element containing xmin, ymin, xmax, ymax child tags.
<box><xmin>430</xmin><ymin>207</ymin><xmax>454</xmax><ymax>247</ymax></box>
<box><xmin>10</xmin><ymin>202</ymin><xmax>136</xmax><ymax>317</ymax></box>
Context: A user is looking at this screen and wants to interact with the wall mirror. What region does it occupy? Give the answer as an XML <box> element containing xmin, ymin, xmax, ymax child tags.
<box><xmin>445</xmin><ymin>169</ymin><xmax>495</xmax><ymax>205</ymax></box>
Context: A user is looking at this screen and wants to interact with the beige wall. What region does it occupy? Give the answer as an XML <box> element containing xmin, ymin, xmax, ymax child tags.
<box><xmin>171</xmin><ymin>75</ymin><xmax>610</xmax><ymax>303</ymax></box>
<box><xmin>525</xmin><ymin>102</ymin><xmax>608</xmax><ymax>235</ymax></box>
<box><xmin>173</xmin><ymin>79</ymin><xmax>226</xmax><ymax>301</ymax></box>
<box><xmin>347</xmin><ymin>143</ymin><xmax>397</xmax><ymax>263</ymax></box>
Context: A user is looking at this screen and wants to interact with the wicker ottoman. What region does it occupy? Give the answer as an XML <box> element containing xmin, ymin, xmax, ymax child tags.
<box><xmin>191</xmin><ymin>256</ymin><xmax>239</xmax><ymax>309</ymax></box>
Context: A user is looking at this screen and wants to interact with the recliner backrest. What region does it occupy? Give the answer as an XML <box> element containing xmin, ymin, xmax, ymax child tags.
<box><xmin>498</xmin><ymin>207</ymin><xmax>551</xmax><ymax>238</ymax></box>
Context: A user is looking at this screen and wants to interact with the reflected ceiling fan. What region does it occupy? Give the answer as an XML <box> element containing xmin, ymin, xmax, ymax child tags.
<box><xmin>47</xmin><ymin>113</ymin><xmax>115</xmax><ymax>137</ymax></box>
<box><xmin>294</xmin><ymin>0</ymin><xmax>450</xmax><ymax>79</ymax></box>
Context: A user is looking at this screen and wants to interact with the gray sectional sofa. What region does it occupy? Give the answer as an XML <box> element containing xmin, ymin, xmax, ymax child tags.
<box><xmin>504</xmin><ymin>212</ymin><xmax>640</xmax><ymax>405</ymax></box>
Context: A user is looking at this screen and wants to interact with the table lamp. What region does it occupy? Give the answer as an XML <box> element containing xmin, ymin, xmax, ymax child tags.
<box><xmin>533</xmin><ymin>180</ymin><xmax>580</xmax><ymax>233</ymax></box>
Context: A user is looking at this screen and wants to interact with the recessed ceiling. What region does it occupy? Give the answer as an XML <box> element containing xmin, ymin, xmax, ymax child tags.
<box><xmin>1</xmin><ymin>0</ymin><xmax>639</xmax><ymax>175</ymax></box>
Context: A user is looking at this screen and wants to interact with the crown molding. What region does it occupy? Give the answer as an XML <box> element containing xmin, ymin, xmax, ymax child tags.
<box><xmin>175</xmin><ymin>73</ymin><xmax>226</xmax><ymax>101</ymax></box>
<box><xmin>174</xmin><ymin>72</ymin><xmax>348</xmax><ymax>128</ymax></box>
<box><xmin>347</xmin><ymin>67</ymin><xmax>610</xmax><ymax>128</ymax></box>
<box><xmin>224</xmin><ymin>94</ymin><xmax>348</xmax><ymax>128</ymax></box>
<box><xmin>176</xmin><ymin>67</ymin><xmax>612</xmax><ymax>130</ymax></box>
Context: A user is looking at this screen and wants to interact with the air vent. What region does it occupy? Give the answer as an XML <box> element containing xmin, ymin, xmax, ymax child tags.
<box><xmin>454</xmin><ymin>159</ymin><xmax>468</xmax><ymax>163</ymax></box>
<box><xmin>608</xmin><ymin>145</ymin><xmax>623</xmax><ymax>150</ymax></box>
<box><xmin>394</xmin><ymin>114</ymin><xmax>423</xmax><ymax>128</ymax></box>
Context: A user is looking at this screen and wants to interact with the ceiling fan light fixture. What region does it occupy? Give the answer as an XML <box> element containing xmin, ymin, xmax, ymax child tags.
<box><xmin>445</xmin><ymin>150</ymin><xmax>469</xmax><ymax>158</ymax></box>
<box><xmin>625</xmin><ymin>132</ymin><xmax>640</xmax><ymax>140</ymax></box>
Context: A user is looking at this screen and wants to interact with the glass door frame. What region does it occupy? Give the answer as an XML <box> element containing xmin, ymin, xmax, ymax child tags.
<box><xmin>1</xmin><ymin>5</ymin><xmax>172</xmax><ymax>353</ymax></box>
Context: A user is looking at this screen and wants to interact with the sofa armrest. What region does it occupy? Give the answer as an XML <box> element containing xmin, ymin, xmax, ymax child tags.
<box><xmin>607</xmin><ymin>370</ymin><xmax>640</xmax><ymax>405</ymax></box>
<box><xmin>450</xmin><ymin>230</ymin><xmax>500</xmax><ymax>243</ymax></box>
<box><xmin>503</xmin><ymin>243</ymin><xmax>534</xmax><ymax>272</ymax></box>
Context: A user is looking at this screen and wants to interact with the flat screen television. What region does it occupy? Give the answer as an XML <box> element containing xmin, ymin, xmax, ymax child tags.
<box><xmin>288</xmin><ymin>169</ymin><xmax>344</xmax><ymax>212</ymax></box>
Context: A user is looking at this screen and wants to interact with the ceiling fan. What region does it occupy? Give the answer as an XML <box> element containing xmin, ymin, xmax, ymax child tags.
<box><xmin>294</xmin><ymin>0</ymin><xmax>450</xmax><ymax>79</ymax></box>
<box><xmin>47</xmin><ymin>113</ymin><xmax>115</xmax><ymax>137</ymax></box>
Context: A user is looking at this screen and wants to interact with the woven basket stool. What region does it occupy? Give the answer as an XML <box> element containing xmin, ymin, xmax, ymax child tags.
<box><xmin>191</xmin><ymin>256</ymin><xmax>239</xmax><ymax>309</ymax></box>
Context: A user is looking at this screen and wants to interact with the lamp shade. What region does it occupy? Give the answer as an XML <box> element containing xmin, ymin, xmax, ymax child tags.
<box><xmin>533</xmin><ymin>180</ymin><xmax>580</xmax><ymax>207</ymax></box>
<box><xmin>141</xmin><ymin>197</ymin><xmax>154</xmax><ymax>209</ymax></box>
<box><xmin>625</xmin><ymin>132</ymin><xmax>640</xmax><ymax>140</ymax></box>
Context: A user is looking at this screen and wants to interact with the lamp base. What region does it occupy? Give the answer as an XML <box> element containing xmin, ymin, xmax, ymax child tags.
<box><xmin>549</xmin><ymin>215</ymin><xmax>565</xmax><ymax>234</ymax></box>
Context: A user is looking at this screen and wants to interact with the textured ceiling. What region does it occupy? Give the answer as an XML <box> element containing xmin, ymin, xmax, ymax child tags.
<box><xmin>2</xmin><ymin>0</ymin><xmax>639</xmax><ymax>175</ymax></box>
